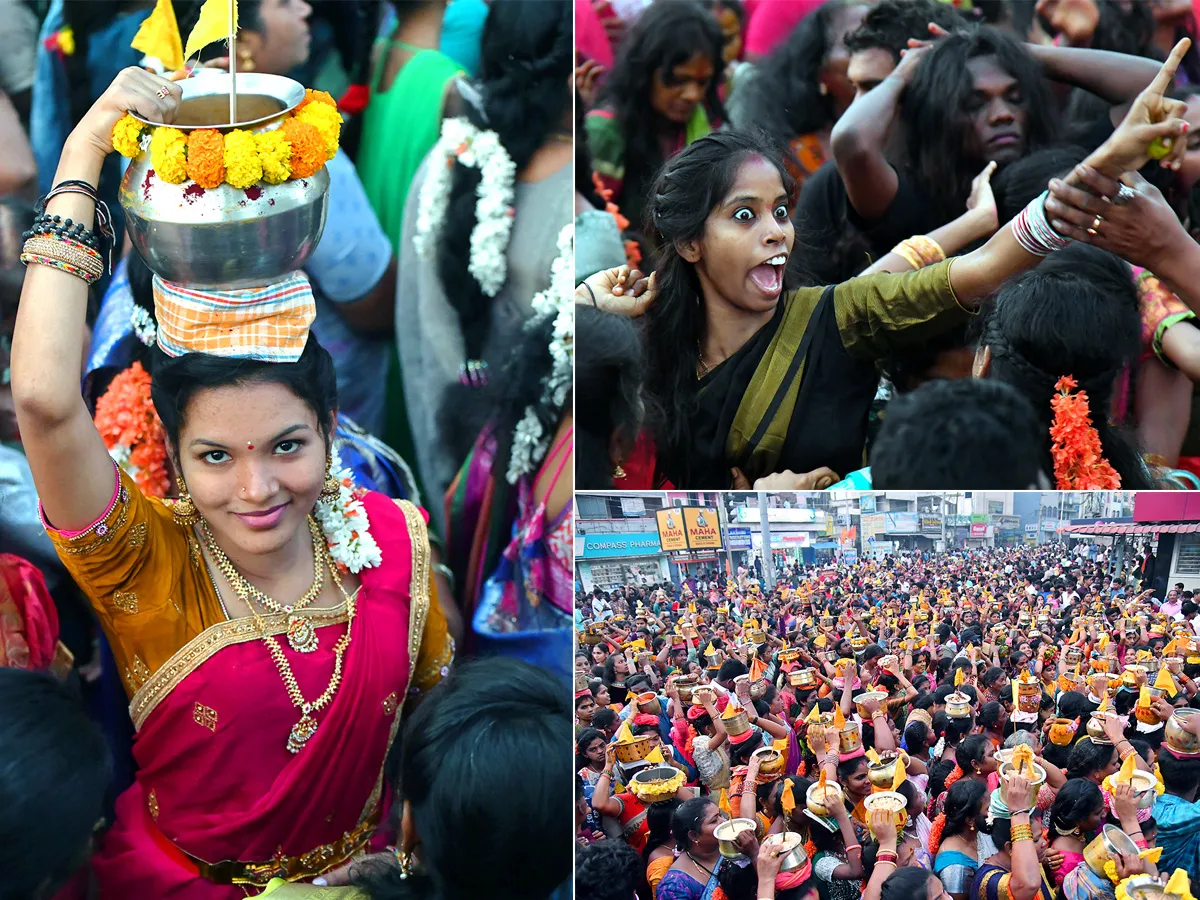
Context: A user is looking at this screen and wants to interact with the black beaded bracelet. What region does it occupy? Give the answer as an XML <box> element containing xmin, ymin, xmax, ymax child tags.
<box><xmin>25</xmin><ymin>215</ymin><xmax>100</xmax><ymax>251</ymax></box>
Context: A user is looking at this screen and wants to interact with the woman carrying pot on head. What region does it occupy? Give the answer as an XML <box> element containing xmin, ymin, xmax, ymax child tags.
<box><xmin>577</xmin><ymin>40</ymin><xmax>1194</xmax><ymax>489</ymax></box>
<box><xmin>10</xmin><ymin>67</ymin><xmax>453</xmax><ymax>897</ymax></box>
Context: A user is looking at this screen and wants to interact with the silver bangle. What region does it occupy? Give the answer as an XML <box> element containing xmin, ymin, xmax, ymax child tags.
<box><xmin>433</xmin><ymin>563</ymin><xmax>456</xmax><ymax>594</ymax></box>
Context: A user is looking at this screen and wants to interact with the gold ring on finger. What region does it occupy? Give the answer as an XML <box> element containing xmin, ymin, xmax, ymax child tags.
<box><xmin>1088</xmin><ymin>214</ymin><xmax>1103</xmax><ymax>235</ymax></box>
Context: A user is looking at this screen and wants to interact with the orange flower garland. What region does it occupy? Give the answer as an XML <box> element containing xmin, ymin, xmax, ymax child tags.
<box><xmin>93</xmin><ymin>362</ymin><xmax>171</xmax><ymax>498</ymax></box>
<box><xmin>280</xmin><ymin>118</ymin><xmax>325</xmax><ymax>179</ymax></box>
<box><xmin>1049</xmin><ymin>375</ymin><xmax>1122</xmax><ymax>489</ymax></box>
<box><xmin>591</xmin><ymin>172</ymin><xmax>642</xmax><ymax>267</ymax></box>
<box><xmin>185</xmin><ymin>129</ymin><xmax>226</xmax><ymax>189</ymax></box>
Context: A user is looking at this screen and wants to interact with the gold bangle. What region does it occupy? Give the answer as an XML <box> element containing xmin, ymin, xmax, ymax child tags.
<box><xmin>1011</xmin><ymin>824</ymin><xmax>1034</xmax><ymax>844</ymax></box>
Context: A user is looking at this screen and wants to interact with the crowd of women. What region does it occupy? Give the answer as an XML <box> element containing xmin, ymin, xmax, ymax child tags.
<box><xmin>573</xmin><ymin>541</ymin><xmax>1200</xmax><ymax>900</ymax></box>
<box><xmin>574</xmin><ymin>0</ymin><xmax>1200</xmax><ymax>492</ymax></box>
<box><xmin>0</xmin><ymin>0</ymin><xmax>572</xmax><ymax>896</ymax></box>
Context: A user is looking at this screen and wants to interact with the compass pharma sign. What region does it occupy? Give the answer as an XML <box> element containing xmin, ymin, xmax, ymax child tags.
<box><xmin>683</xmin><ymin>507</ymin><xmax>723</xmax><ymax>550</ymax></box>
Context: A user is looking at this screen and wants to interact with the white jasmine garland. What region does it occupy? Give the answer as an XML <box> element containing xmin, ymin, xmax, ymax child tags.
<box><xmin>414</xmin><ymin>117</ymin><xmax>517</xmax><ymax>297</ymax></box>
<box><xmin>313</xmin><ymin>448</ymin><xmax>382</xmax><ymax>573</ymax></box>
<box><xmin>131</xmin><ymin>305</ymin><xmax>157</xmax><ymax>347</ymax></box>
<box><xmin>506</xmin><ymin>225</ymin><xmax>574</xmax><ymax>484</ymax></box>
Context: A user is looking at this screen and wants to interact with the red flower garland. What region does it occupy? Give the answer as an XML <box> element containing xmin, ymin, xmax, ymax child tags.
<box><xmin>93</xmin><ymin>362</ymin><xmax>171</xmax><ymax>498</ymax></box>
<box><xmin>1049</xmin><ymin>375</ymin><xmax>1121</xmax><ymax>489</ymax></box>
<box><xmin>591</xmin><ymin>172</ymin><xmax>642</xmax><ymax>267</ymax></box>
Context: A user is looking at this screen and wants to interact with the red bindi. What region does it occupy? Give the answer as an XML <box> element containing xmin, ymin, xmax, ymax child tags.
<box><xmin>247</xmin><ymin>442</ymin><xmax>255</xmax><ymax>450</ymax></box>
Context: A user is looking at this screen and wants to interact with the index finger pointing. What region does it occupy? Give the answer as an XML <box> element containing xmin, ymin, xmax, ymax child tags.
<box><xmin>1149</xmin><ymin>37</ymin><xmax>1191</xmax><ymax>98</ymax></box>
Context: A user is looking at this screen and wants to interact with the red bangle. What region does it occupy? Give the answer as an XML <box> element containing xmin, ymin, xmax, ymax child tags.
<box><xmin>845</xmin><ymin>844</ymin><xmax>862</xmax><ymax>853</ymax></box>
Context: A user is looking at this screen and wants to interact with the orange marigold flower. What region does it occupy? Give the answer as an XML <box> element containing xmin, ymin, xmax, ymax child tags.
<box><xmin>1049</xmin><ymin>375</ymin><xmax>1121</xmax><ymax>490</ymax></box>
<box><xmin>296</xmin><ymin>88</ymin><xmax>337</xmax><ymax>111</ymax></box>
<box><xmin>295</xmin><ymin>101</ymin><xmax>341</xmax><ymax>160</ymax></box>
<box><xmin>185</xmin><ymin>129</ymin><xmax>226</xmax><ymax>189</ymax></box>
<box><xmin>281</xmin><ymin>118</ymin><xmax>325</xmax><ymax>178</ymax></box>
<box><xmin>93</xmin><ymin>361</ymin><xmax>171</xmax><ymax>498</ymax></box>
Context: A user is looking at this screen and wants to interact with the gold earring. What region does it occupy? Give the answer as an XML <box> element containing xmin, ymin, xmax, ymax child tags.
<box><xmin>388</xmin><ymin>847</ymin><xmax>414</xmax><ymax>879</ymax></box>
<box><xmin>613</xmin><ymin>463</ymin><xmax>627</xmax><ymax>480</ymax></box>
<box><xmin>319</xmin><ymin>457</ymin><xmax>340</xmax><ymax>502</ymax></box>
<box><xmin>173</xmin><ymin>476</ymin><xmax>199</xmax><ymax>526</ymax></box>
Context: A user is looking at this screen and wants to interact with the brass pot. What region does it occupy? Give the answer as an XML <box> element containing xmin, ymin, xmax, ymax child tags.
<box><xmin>1083</xmin><ymin>824</ymin><xmax>1139</xmax><ymax>878</ymax></box>
<box><xmin>675</xmin><ymin>678</ymin><xmax>699</xmax><ymax>704</ymax></box>
<box><xmin>637</xmin><ymin>692</ymin><xmax>662</xmax><ymax>717</ymax></box>
<box><xmin>1165</xmin><ymin>707</ymin><xmax>1200</xmax><ymax>757</ymax></box>
<box><xmin>854</xmin><ymin>691</ymin><xmax>889</xmax><ymax>719</ymax></box>
<box><xmin>998</xmin><ymin>761</ymin><xmax>1047</xmax><ymax>807</ymax></box>
<box><xmin>806</xmin><ymin>781</ymin><xmax>843</xmax><ymax>817</ymax></box>
<box><xmin>864</xmin><ymin>791</ymin><xmax>909</xmax><ymax>833</ymax></box>
<box><xmin>714</xmin><ymin>818</ymin><xmax>759</xmax><ymax>859</ymax></box>
<box><xmin>867</xmin><ymin>750</ymin><xmax>909</xmax><ymax>789</ymax></box>
<box><xmin>840</xmin><ymin>722</ymin><xmax>863</xmax><ymax>754</ymax></box>
<box><xmin>945</xmin><ymin>692</ymin><xmax>973</xmax><ymax>719</ymax></box>
<box><xmin>762</xmin><ymin>832</ymin><xmax>808</xmax><ymax>873</ymax></box>
<box><xmin>1122</xmin><ymin>665</ymin><xmax>1148</xmax><ymax>688</ymax></box>
<box><xmin>722</xmin><ymin>709</ymin><xmax>752</xmax><ymax>737</ymax></box>
<box><xmin>1087</xmin><ymin>712</ymin><xmax>1118</xmax><ymax>745</ymax></box>
<box><xmin>747</xmin><ymin>628</ymin><xmax>767</xmax><ymax>645</ymax></box>
<box><xmin>752</xmin><ymin>746</ymin><xmax>786</xmax><ymax>777</ymax></box>
<box><xmin>614</xmin><ymin>736</ymin><xmax>654</xmax><ymax>764</ymax></box>
<box><xmin>682</xmin><ymin>625</ymin><xmax>700</xmax><ymax>640</ymax></box>
<box><xmin>789</xmin><ymin>668</ymin><xmax>817</xmax><ymax>689</ymax></box>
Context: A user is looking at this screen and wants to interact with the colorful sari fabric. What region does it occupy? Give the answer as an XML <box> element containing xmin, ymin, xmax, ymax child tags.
<box><xmin>657</xmin><ymin>864</ymin><xmax>722</xmax><ymax>900</ymax></box>
<box><xmin>647</xmin><ymin>855</ymin><xmax>675</xmax><ymax>893</ymax></box>
<box><xmin>446</xmin><ymin>427</ymin><xmax>573</xmax><ymax>677</ymax></box>
<box><xmin>1059</xmin><ymin>859</ymin><xmax>1117</xmax><ymax>900</ymax></box>
<box><xmin>45</xmin><ymin>466</ymin><xmax>452</xmax><ymax>896</ymax></box>
<box><xmin>657</xmin><ymin>260</ymin><xmax>969</xmax><ymax>487</ymax></box>
<box><xmin>971</xmin><ymin>861</ymin><xmax>1055</xmax><ymax>900</ymax></box>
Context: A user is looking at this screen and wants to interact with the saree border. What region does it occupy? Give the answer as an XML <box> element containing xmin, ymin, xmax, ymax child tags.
<box><xmin>356</xmin><ymin>499</ymin><xmax>431</xmax><ymax>827</ymax></box>
<box><xmin>128</xmin><ymin>603</ymin><xmax>350</xmax><ymax>731</ymax></box>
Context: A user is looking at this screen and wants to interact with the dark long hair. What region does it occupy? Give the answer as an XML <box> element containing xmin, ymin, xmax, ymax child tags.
<box><xmin>575</xmin><ymin>306</ymin><xmax>644</xmax><ymax>490</ymax></box>
<box><xmin>980</xmin><ymin>243</ymin><xmax>1150</xmax><ymax>488</ymax></box>
<box><xmin>943</xmin><ymin>779</ymin><xmax>987</xmax><ymax>839</ymax></box>
<box><xmin>596</xmin><ymin>0</ymin><xmax>727</xmax><ymax>217</ymax></box>
<box><xmin>351</xmin><ymin>658</ymin><xmax>572</xmax><ymax>900</ymax></box>
<box><xmin>641</xmin><ymin>129</ymin><xmax>796</xmax><ymax>486</ymax></box>
<box><xmin>1050</xmin><ymin>778</ymin><xmax>1103</xmax><ymax>833</ymax></box>
<box><xmin>901</xmin><ymin>26</ymin><xmax>1059</xmax><ymax>225</ymax></box>
<box><xmin>0</xmin><ymin>668</ymin><xmax>111</xmax><ymax>900</ymax></box>
<box><xmin>738</xmin><ymin>1</ymin><xmax>851</xmax><ymax>141</ymax></box>
<box><xmin>437</xmin><ymin>0</ymin><xmax>571</xmax><ymax>362</ymax></box>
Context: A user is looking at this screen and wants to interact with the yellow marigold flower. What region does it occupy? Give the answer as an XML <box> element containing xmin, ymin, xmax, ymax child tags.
<box><xmin>149</xmin><ymin>126</ymin><xmax>188</xmax><ymax>184</ymax></box>
<box><xmin>112</xmin><ymin>114</ymin><xmax>146</xmax><ymax>158</ymax></box>
<box><xmin>296</xmin><ymin>88</ymin><xmax>336</xmax><ymax>111</ymax></box>
<box><xmin>295</xmin><ymin>102</ymin><xmax>341</xmax><ymax>160</ymax></box>
<box><xmin>58</xmin><ymin>27</ymin><xmax>75</xmax><ymax>57</ymax></box>
<box><xmin>185</xmin><ymin>129</ymin><xmax>226</xmax><ymax>189</ymax></box>
<box><xmin>223</xmin><ymin>130</ymin><xmax>263</xmax><ymax>190</ymax></box>
<box><xmin>255</xmin><ymin>130</ymin><xmax>293</xmax><ymax>184</ymax></box>
<box><xmin>281</xmin><ymin>118</ymin><xmax>325</xmax><ymax>179</ymax></box>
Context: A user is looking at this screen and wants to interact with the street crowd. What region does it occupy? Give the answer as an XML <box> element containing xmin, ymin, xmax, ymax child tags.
<box><xmin>574</xmin><ymin>541</ymin><xmax>1200</xmax><ymax>900</ymax></box>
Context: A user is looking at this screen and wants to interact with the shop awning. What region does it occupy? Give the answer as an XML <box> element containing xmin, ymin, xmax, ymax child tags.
<box><xmin>1061</xmin><ymin>522</ymin><xmax>1200</xmax><ymax>535</ymax></box>
<box><xmin>812</xmin><ymin>542</ymin><xmax>839</xmax><ymax>549</ymax></box>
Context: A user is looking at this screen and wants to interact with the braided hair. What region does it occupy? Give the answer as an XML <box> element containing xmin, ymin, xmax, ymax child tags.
<box><xmin>979</xmin><ymin>243</ymin><xmax>1150</xmax><ymax>487</ymax></box>
<box><xmin>437</xmin><ymin>0</ymin><xmax>571</xmax><ymax>363</ymax></box>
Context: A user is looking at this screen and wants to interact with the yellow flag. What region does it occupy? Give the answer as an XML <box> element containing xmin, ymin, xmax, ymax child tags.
<box><xmin>645</xmin><ymin>746</ymin><xmax>665</xmax><ymax>764</ymax></box>
<box><xmin>1117</xmin><ymin>751</ymin><xmax>1137</xmax><ymax>784</ymax></box>
<box><xmin>132</xmin><ymin>0</ymin><xmax>183</xmax><ymax>71</ymax></box>
<box><xmin>1137</xmin><ymin>684</ymin><xmax>1152</xmax><ymax>709</ymax></box>
<box><xmin>1138</xmin><ymin>846</ymin><xmax>1163</xmax><ymax>864</ymax></box>
<box><xmin>865</xmin><ymin>747</ymin><xmax>881</xmax><ymax>764</ymax></box>
<box><xmin>954</xmin><ymin>667</ymin><xmax>964</xmax><ymax>687</ymax></box>
<box><xmin>805</xmin><ymin>705</ymin><xmax>821</xmax><ymax>724</ymax></box>
<box><xmin>891</xmin><ymin>755</ymin><xmax>907</xmax><ymax>792</ymax></box>
<box><xmin>833</xmin><ymin>705</ymin><xmax>846</xmax><ymax>729</ymax></box>
<box><xmin>1155</xmin><ymin>666</ymin><xmax>1179</xmax><ymax>697</ymax></box>
<box><xmin>616</xmin><ymin>720</ymin><xmax>634</xmax><ymax>744</ymax></box>
<box><xmin>781</xmin><ymin>779</ymin><xmax>796</xmax><ymax>816</ymax></box>
<box><xmin>184</xmin><ymin>0</ymin><xmax>237</xmax><ymax>62</ymax></box>
<box><xmin>1164</xmin><ymin>870</ymin><xmax>1190</xmax><ymax>898</ymax></box>
<box><xmin>718</xmin><ymin>788</ymin><xmax>732</xmax><ymax>817</ymax></box>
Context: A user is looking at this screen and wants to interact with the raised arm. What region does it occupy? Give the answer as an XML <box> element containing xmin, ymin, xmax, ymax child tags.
<box><xmin>11</xmin><ymin>69</ymin><xmax>182</xmax><ymax>532</ymax></box>
<box><xmin>829</xmin><ymin>47</ymin><xmax>928</xmax><ymax>222</ymax></box>
<box><xmin>1028</xmin><ymin>44</ymin><xmax>1161</xmax><ymax>106</ymax></box>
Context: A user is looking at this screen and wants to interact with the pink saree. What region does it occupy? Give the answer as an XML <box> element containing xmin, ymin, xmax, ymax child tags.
<box><xmin>91</xmin><ymin>493</ymin><xmax>432</xmax><ymax>898</ymax></box>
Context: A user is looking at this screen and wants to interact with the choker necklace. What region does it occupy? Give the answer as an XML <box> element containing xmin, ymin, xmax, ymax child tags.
<box><xmin>202</xmin><ymin>516</ymin><xmax>326</xmax><ymax>653</ymax></box>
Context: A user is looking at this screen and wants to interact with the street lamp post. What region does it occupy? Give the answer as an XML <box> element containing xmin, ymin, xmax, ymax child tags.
<box><xmin>759</xmin><ymin>491</ymin><xmax>775</xmax><ymax>592</ymax></box>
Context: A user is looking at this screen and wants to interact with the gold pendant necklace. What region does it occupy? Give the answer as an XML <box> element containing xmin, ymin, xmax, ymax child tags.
<box><xmin>201</xmin><ymin>517</ymin><xmax>325</xmax><ymax>653</ymax></box>
<box><xmin>202</xmin><ymin>520</ymin><xmax>358</xmax><ymax>753</ymax></box>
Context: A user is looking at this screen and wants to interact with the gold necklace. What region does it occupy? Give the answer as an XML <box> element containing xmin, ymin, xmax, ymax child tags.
<box><xmin>262</xmin><ymin>567</ymin><xmax>356</xmax><ymax>753</ymax></box>
<box><xmin>204</xmin><ymin>523</ymin><xmax>358</xmax><ymax>753</ymax></box>
<box><xmin>201</xmin><ymin>517</ymin><xmax>326</xmax><ymax>653</ymax></box>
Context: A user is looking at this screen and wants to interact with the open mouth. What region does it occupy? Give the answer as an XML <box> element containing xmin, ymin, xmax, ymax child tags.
<box><xmin>749</xmin><ymin>254</ymin><xmax>787</xmax><ymax>295</ymax></box>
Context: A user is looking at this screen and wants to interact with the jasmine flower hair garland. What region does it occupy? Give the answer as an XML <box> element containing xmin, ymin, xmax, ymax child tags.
<box><xmin>414</xmin><ymin>117</ymin><xmax>517</xmax><ymax>297</ymax></box>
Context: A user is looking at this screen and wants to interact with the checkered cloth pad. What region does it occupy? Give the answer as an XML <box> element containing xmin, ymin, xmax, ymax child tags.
<box><xmin>152</xmin><ymin>272</ymin><xmax>316</xmax><ymax>363</ymax></box>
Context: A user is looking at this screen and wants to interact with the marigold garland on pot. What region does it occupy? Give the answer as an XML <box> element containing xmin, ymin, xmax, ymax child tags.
<box><xmin>111</xmin><ymin>86</ymin><xmax>340</xmax><ymax>190</ymax></box>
